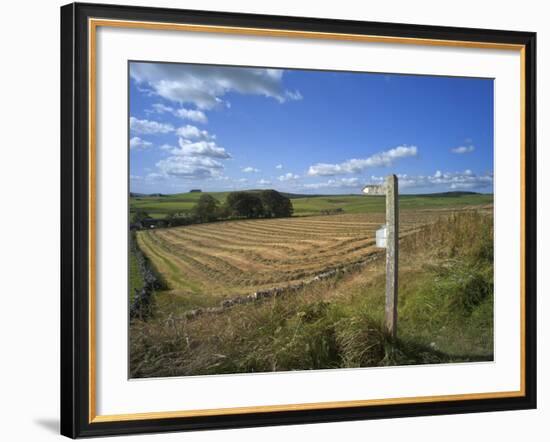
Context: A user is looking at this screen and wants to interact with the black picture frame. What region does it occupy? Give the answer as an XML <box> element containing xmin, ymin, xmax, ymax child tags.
<box><xmin>61</xmin><ymin>2</ymin><xmax>537</xmax><ymax>438</ymax></box>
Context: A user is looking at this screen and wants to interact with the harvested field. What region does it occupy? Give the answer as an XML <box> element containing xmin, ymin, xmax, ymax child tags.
<box><xmin>136</xmin><ymin>210</ymin><xmax>467</xmax><ymax>308</ymax></box>
<box><xmin>130</xmin><ymin>209</ymin><xmax>494</xmax><ymax>377</ymax></box>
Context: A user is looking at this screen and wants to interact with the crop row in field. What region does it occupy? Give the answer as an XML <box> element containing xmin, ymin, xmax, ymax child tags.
<box><xmin>136</xmin><ymin>210</ymin><xmax>464</xmax><ymax>307</ymax></box>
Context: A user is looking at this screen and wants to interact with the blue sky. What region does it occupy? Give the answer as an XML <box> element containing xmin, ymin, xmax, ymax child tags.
<box><xmin>129</xmin><ymin>62</ymin><xmax>493</xmax><ymax>195</ymax></box>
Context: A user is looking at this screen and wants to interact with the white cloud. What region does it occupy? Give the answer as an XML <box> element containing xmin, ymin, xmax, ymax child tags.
<box><xmin>285</xmin><ymin>90</ymin><xmax>303</xmax><ymax>101</ymax></box>
<box><xmin>257</xmin><ymin>179</ymin><xmax>272</xmax><ymax>185</ymax></box>
<box><xmin>278</xmin><ymin>173</ymin><xmax>300</xmax><ymax>182</ymax></box>
<box><xmin>451</xmin><ymin>145</ymin><xmax>475</xmax><ymax>154</ymax></box>
<box><xmin>148</xmin><ymin>120</ymin><xmax>231</xmax><ymax>181</ymax></box>
<box><xmin>307</xmin><ymin>145</ymin><xmax>418</xmax><ymax>176</ymax></box>
<box><xmin>130</xmin><ymin>63</ymin><xmax>302</xmax><ymax>110</ymax></box>
<box><xmin>174</xmin><ymin>108</ymin><xmax>208</xmax><ymax>124</ymax></box>
<box><xmin>275</xmin><ymin>164</ymin><xmax>283</xmax><ymax>169</ymax></box>
<box><xmin>156</xmin><ymin>155</ymin><xmax>224</xmax><ymax>179</ymax></box>
<box><xmin>146</xmin><ymin>172</ymin><xmax>166</xmax><ymax>181</ymax></box>
<box><xmin>162</xmin><ymin>138</ymin><xmax>231</xmax><ymax>159</ymax></box>
<box><xmin>449</xmin><ymin>182</ymin><xmax>477</xmax><ymax>189</ymax></box>
<box><xmin>303</xmin><ymin>177</ymin><xmax>361</xmax><ymax>190</ymax></box>
<box><xmin>130</xmin><ymin>117</ymin><xmax>174</xmax><ymax>134</ymax></box>
<box><xmin>129</xmin><ymin>137</ymin><xmax>153</xmax><ymax>150</ymax></box>
<box><xmin>150</xmin><ymin>103</ymin><xmax>174</xmax><ymax>114</ymax></box>
<box><xmin>242</xmin><ymin>166</ymin><xmax>260</xmax><ymax>173</ymax></box>
<box><xmin>365</xmin><ymin>170</ymin><xmax>493</xmax><ymax>191</ymax></box>
<box><xmin>176</xmin><ymin>124</ymin><xmax>215</xmax><ymax>140</ymax></box>
<box><xmin>150</xmin><ymin>103</ymin><xmax>208</xmax><ymax>124</ymax></box>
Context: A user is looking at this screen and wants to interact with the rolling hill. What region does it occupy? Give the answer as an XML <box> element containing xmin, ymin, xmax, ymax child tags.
<box><xmin>130</xmin><ymin>190</ymin><xmax>493</xmax><ymax>218</ymax></box>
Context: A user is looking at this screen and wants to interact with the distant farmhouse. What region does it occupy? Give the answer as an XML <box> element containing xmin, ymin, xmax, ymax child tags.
<box><xmin>190</xmin><ymin>189</ymin><xmax>202</xmax><ymax>193</ymax></box>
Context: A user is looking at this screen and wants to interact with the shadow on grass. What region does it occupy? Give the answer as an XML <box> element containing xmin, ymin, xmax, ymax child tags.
<box><xmin>384</xmin><ymin>337</ymin><xmax>493</xmax><ymax>367</ymax></box>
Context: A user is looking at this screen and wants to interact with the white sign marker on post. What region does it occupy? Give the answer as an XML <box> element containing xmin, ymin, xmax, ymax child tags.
<box><xmin>376</xmin><ymin>225</ymin><xmax>387</xmax><ymax>248</ymax></box>
<box><xmin>362</xmin><ymin>174</ymin><xmax>399</xmax><ymax>338</ymax></box>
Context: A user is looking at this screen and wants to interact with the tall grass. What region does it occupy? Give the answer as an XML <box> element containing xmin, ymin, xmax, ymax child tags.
<box><xmin>398</xmin><ymin>211</ymin><xmax>494</xmax><ymax>357</ymax></box>
<box><xmin>130</xmin><ymin>210</ymin><xmax>493</xmax><ymax>378</ymax></box>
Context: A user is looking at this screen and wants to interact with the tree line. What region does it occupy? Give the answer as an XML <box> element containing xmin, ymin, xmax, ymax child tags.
<box><xmin>132</xmin><ymin>190</ymin><xmax>293</xmax><ymax>229</ymax></box>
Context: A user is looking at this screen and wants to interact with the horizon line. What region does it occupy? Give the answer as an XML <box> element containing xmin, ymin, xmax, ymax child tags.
<box><xmin>129</xmin><ymin>189</ymin><xmax>494</xmax><ymax>197</ymax></box>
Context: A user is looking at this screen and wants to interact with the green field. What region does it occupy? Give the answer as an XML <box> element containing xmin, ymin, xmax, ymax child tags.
<box><xmin>130</xmin><ymin>190</ymin><xmax>493</xmax><ymax>218</ymax></box>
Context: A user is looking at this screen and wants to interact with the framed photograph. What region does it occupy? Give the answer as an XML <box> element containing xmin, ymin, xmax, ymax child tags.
<box><xmin>60</xmin><ymin>2</ymin><xmax>536</xmax><ymax>438</ymax></box>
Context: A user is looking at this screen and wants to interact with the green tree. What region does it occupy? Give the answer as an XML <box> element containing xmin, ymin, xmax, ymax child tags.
<box><xmin>164</xmin><ymin>211</ymin><xmax>181</xmax><ymax>227</ymax></box>
<box><xmin>259</xmin><ymin>190</ymin><xmax>293</xmax><ymax>218</ymax></box>
<box><xmin>132</xmin><ymin>210</ymin><xmax>150</xmax><ymax>224</ymax></box>
<box><xmin>225</xmin><ymin>192</ymin><xmax>265</xmax><ymax>219</ymax></box>
<box><xmin>192</xmin><ymin>194</ymin><xmax>219</xmax><ymax>222</ymax></box>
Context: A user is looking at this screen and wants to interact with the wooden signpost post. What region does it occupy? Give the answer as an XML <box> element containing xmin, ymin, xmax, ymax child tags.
<box><xmin>362</xmin><ymin>175</ymin><xmax>399</xmax><ymax>338</ymax></box>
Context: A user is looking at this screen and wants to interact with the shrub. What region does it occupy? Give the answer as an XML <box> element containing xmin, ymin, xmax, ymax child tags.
<box><xmin>191</xmin><ymin>194</ymin><xmax>220</xmax><ymax>222</ymax></box>
<box><xmin>259</xmin><ymin>190</ymin><xmax>293</xmax><ymax>218</ymax></box>
<box><xmin>225</xmin><ymin>192</ymin><xmax>265</xmax><ymax>219</ymax></box>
